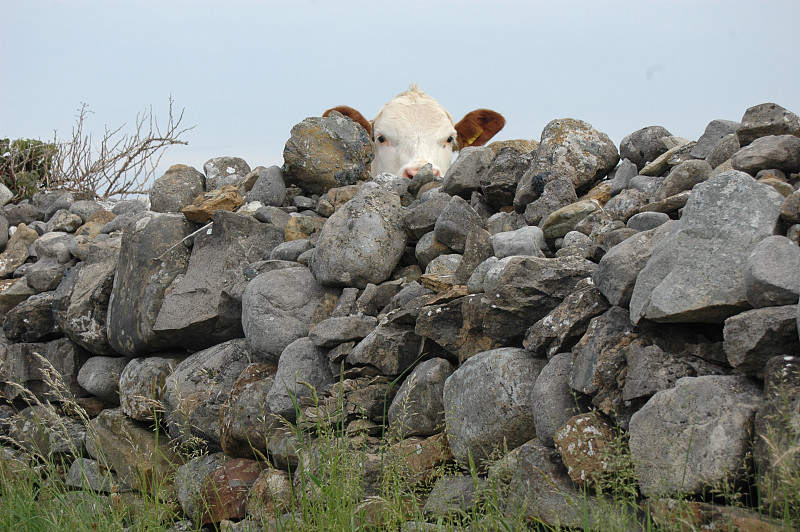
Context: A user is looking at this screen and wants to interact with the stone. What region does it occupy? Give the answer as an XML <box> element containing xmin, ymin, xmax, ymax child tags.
<box><xmin>181</xmin><ymin>185</ymin><xmax>245</xmax><ymax>224</ymax></box>
<box><xmin>630</xmin><ymin>171</ymin><xmax>784</xmax><ymax>324</ymax></box>
<box><xmin>77</xmin><ymin>356</ymin><xmax>130</xmax><ymax>404</ymax></box>
<box><xmin>706</xmin><ymin>133</ymin><xmax>741</xmax><ymax>169</ymax></box>
<box><xmin>386</xmin><ymin>432</ymin><xmax>453</xmax><ymax>488</ymax></box>
<box><xmin>654</xmin><ymin>159</ymin><xmax>712</xmax><ymax>200</ymax></box>
<box><xmin>85</xmin><ymin>407</ymin><xmax>180</xmax><ymax>494</ymax></box>
<box><xmin>402</xmin><ymin>190</ymin><xmax>451</xmax><ymax>241</ymax></box>
<box><xmin>619</xmin><ymin>125</ymin><xmax>673</xmax><ymax>170</ymax></box>
<box><xmin>0</xmin><ymin>337</ymin><xmax>91</xmax><ymax>402</ymax></box>
<box><xmin>66</xmin><ymin>457</ymin><xmax>130</xmax><ymax>493</ymax></box>
<box><xmin>602</xmin><ymin>188</ymin><xmax>649</xmax><ymax>222</ymax></box>
<box><xmin>781</xmin><ymin>190</ymin><xmax>800</xmax><ymax>225</ymax></box>
<box><xmin>4</xmin><ymin>202</ymin><xmax>44</xmax><ymax>226</ymax></box>
<box><xmin>283</xmin><ymin>112</ymin><xmax>373</xmax><ymax>195</ymax></box>
<box><xmin>106</xmin><ymin>212</ymin><xmax>194</xmax><ymax>356</ymax></box>
<box><xmin>736</xmin><ymin>102</ymin><xmax>800</xmax><ymax>146</ymax></box>
<box><xmin>523</xmin><ymin>278</ymin><xmax>610</xmax><ymax>358</ymax></box>
<box><xmin>484</xmin><ymin>211</ymin><xmax>525</xmax><ymax>235</ymax></box>
<box><xmin>354</xmin><ymin>279</ymin><xmax>404</xmax><ymax>316</ymax></box>
<box><xmin>530</xmin><ymin>118</ymin><xmax>619</xmax><ymax>191</ymax></box>
<box><xmin>308</xmin><ymin>315</ymin><xmax>377</xmax><ymax>348</ymax></box>
<box><xmin>0</xmin><ymin>223</ymin><xmax>38</xmax><ymax>278</ymax></box>
<box><xmin>175</xmin><ymin>452</ymin><xmax>229</xmax><ymax>523</ymax></box>
<box><xmin>149</xmin><ymin>164</ymin><xmax>206</xmax><ymax>213</ymax></box>
<box><xmin>639</xmin><ymin>138</ymin><xmax>692</xmax><ymax>176</ymax></box>
<box><xmin>68</xmin><ymin>200</ymin><xmax>104</xmax><ymax>223</ymax></box>
<box><xmin>491</xmin><ymin>226</ymin><xmax>543</xmax><ymax>258</ymax></box>
<box><xmin>541</xmin><ymin>199</ymin><xmax>602</xmax><ymax>239</ymax></box>
<box><xmin>25</xmin><ymin>231</ymin><xmax>77</xmax><ymax>293</ymax></box>
<box><xmin>310</xmin><ymin>183</ymin><xmax>407</xmax><ymax>288</ymax></box>
<box><xmin>9</xmin><ymin>404</ymin><xmax>87</xmax><ymax>460</ymax></box>
<box><xmin>0</xmin><ymin>277</ymin><xmax>34</xmax><ymax>314</ymax></box>
<box><xmin>3</xmin><ymin>290</ymin><xmax>60</xmax><ymax>342</ymax></box>
<box><xmin>731</xmin><ymin>134</ymin><xmax>800</xmax><ymax>176</ymax></box>
<box><xmin>422</xmin><ymin>474</ymin><xmax>486</xmax><ymax>516</ymax></box>
<box><xmin>480</xmin><ymin>147</ymin><xmax>532</xmax><ymax>209</ymax></box>
<box><xmin>245</xmin><ymin>468</ymin><xmax>294</xmax><ymax>521</ymax></box>
<box><xmin>347</xmin><ymin>321</ymin><xmax>422</xmax><ymax>376</ymax></box>
<box><xmin>690</xmin><ymin>119</ymin><xmax>740</xmax><ymax>159</ymax></box>
<box><xmin>440</xmin><ymin>146</ymin><xmax>494</xmax><ymax>198</ymax></box>
<box><xmin>203</xmin><ymin>156</ymin><xmax>251</xmax><ymax>190</ymax></box>
<box><xmin>531</xmin><ymin>353</ymin><xmax>583</xmax><ymax>447</ymax></box>
<box><xmin>433</xmin><ymin>195</ymin><xmax>483</xmax><ymax>253</ymax></box>
<box><xmin>269</xmin><ymin>238</ymin><xmax>312</xmax><ymax>262</ymax></box>
<box><xmin>443</xmin><ymin>347</ymin><xmax>547</xmax><ymax>469</ymax></box>
<box><xmin>153</xmin><ymin>211</ymin><xmax>284</xmax><ymax>351</ymax></box>
<box><xmin>388</xmin><ymin>358</ymin><xmax>454</xmax><ymax>438</ymax></box>
<box><xmin>266</xmin><ymin>337</ymin><xmax>333</xmax><ymax>421</ymax></box>
<box><xmin>723</xmin><ymin>305</ymin><xmax>799</xmax><ymax>378</ymax></box>
<box><xmin>744</xmin><ymin>235</ymin><xmax>800</xmax><ymax>307</ymax></box>
<box><xmin>162</xmin><ymin>339</ymin><xmax>254</xmax><ymax>447</ymax></box>
<box><xmin>626</xmin><ymin>211</ymin><xmax>670</xmax><ymax>231</ymax></box>
<box><xmin>45</xmin><ymin>209</ymin><xmax>83</xmax><ymax>233</ymax></box>
<box><xmin>118</xmin><ymin>354</ymin><xmax>185</xmax><ymax>421</ymax></box>
<box><xmin>414</xmin><ymin>231</ymin><xmax>452</xmax><ymax>270</ymax></box>
<box><xmin>593</xmin><ymin>221</ymin><xmax>676</xmax><ymax>307</ymax></box>
<box><xmin>218</xmin><ymin>362</ymin><xmax>278</xmax><ymax>458</ymax></box>
<box><xmin>199</xmin><ymin>458</ymin><xmax>262</xmax><ymax>525</ymax></box>
<box><xmin>553</xmin><ymin>412</ymin><xmax>617</xmax><ymax>488</ymax></box>
<box><xmin>453</xmin><ymin>227</ymin><xmax>494</xmax><ymax>284</ymax></box>
<box><xmin>242</xmin><ymin>265</ymin><xmax>338</xmax><ymax>362</ymax></box>
<box><xmin>52</xmin><ymin>236</ymin><xmax>121</xmax><ymax>355</ymax></box>
<box><xmin>628</xmin><ymin>375</ymin><xmax>762</xmax><ymax>498</ymax></box>
<box><xmin>607</xmin><ymin>158</ymin><xmax>639</xmax><ymax>196</ymax></box>
<box><xmin>246</xmin><ymin>165</ymin><xmax>286</xmax><ymax>207</ymax></box>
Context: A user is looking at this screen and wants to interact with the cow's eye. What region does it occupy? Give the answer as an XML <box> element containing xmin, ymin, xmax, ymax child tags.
<box><xmin>446</xmin><ymin>136</ymin><xmax>454</xmax><ymax>144</ymax></box>
<box><xmin>376</xmin><ymin>135</ymin><xmax>387</xmax><ymax>144</ymax></box>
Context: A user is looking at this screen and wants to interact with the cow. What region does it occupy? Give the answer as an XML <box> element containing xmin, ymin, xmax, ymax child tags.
<box><xmin>323</xmin><ymin>84</ymin><xmax>505</xmax><ymax>180</ymax></box>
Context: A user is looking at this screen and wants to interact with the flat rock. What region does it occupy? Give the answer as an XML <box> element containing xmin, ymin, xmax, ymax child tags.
<box><xmin>723</xmin><ymin>305</ymin><xmax>799</xmax><ymax>378</ymax></box>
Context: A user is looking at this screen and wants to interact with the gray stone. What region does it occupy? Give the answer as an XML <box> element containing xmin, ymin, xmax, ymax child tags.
<box><xmin>480</xmin><ymin>147</ymin><xmax>532</xmax><ymax>209</ymax></box>
<box><xmin>163</xmin><ymin>338</ymin><xmax>254</xmax><ymax>447</ymax></box>
<box><xmin>402</xmin><ymin>191</ymin><xmax>451</xmax><ymax>241</ymax></box>
<box><xmin>630</xmin><ymin>171</ymin><xmax>784</xmax><ymax>324</ymax></box>
<box><xmin>654</xmin><ymin>159</ymin><xmax>712</xmax><ymax>200</ymax></box>
<box><xmin>731</xmin><ymin>134</ymin><xmax>800</xmax><ymax>175</ymax></box>
<box><xmin>219</xmin><ymin>362</ymin><xmax>278</xmax><ymax>458</ymax></box>
<box><xmin>530</xmin><ymin>119</ymin><xmax>619</xmax><ymax>191</ymax></box>
<box><xmin>204</xmin><ymin>156</ymin><xmax>251</xmax><ymax>190</ymax></box>
<box><xmin>310</xmin><ymin>183</ymin><xmax>406</xmax><ymax>288</ymax></box>
<box><xmin>254</xmin><ymin>205</ymin><xmax>291</xmax><ymax>229</ymax></box>
<box><xmin>626</xmin><ymin>211</ymin><xmax>670</xmax><ymax>231</ymax></box>
<box><xmin>594</xmin><ymin>221</ymin><xmax>676</xmax><ymax>307</ymax></box>
<box><xmin>602</xmin><ymin>188</ymin><xmax>649</xmax><ymax>222</ymax></box>
<box><xmin>23</xmin><ymin>232</ymin><xmax>77</xmax><ymax>293</ymax></box>
<box><xmin>4</xmin><ymin>202</ymin><xmax>43</xmax><ymax>226</ymax></box>
<box><xmin>415</xmin><ymin>231</ymin><xmax>452</xmax><ymax>270</ymax></box>
<box><xmin>433</xmin><ymin>195</ymin><xmax>483</xmax><ymax>253</ymax></box>
<box><xmin>0</xmin><ymin>223</ymin><xmax>37</xmax><ymax>278</ymax></box>
<box><xmin>308</xmin><ymin>315</ymin><xmax>377</xmax><ymax>347</ymax></box>
<box><xmin>3</xmin><ymin>290</ymin><xmax>59</xmax><ymax>342</ymax></box>
<box><xmin>242</xmin><ymin>265</ymin><xmax>337</xmax><ymax>363</ymax></box>
<box><xmin>555</xmin><ymin>230</ymin><xmax>592</xmax><ymax>259</ymax></box>
<box><xmin>443</xmin><ymin>348</ymin><xmax>547</xmax><ymax>469</ymax></box>
<box><xmin>347</xmin><ymin>322</ymin><xmax>422</xmax><ymax>376</ymax></box>
<box><xmin>523</xmin><ymin>278</ymin><xmax>610</xmax><ymax>359</ymax></box>
<box><xmin>266</xmin><ymin>337</ymin><xmax>333</xmax><ymax>421</ymax></box>
<box><xmin>153</xmin><ymin>211</ymin><xmax>284</xmax><ymax>351</ymax></box>
<box><xmin>531</xmin><ymin>353</ymin><xmax>583</xmax><ymax>447</ymax></box>
<box><xmin>66</xmin><ymin>457</ymin><xmax>131</xmax><ymax>493</ymax></box>
<box><xmin>541</xmin><ymin>199</ymin><xmax>602</xmax><ymax>239</ymax></box>
<box><xmin>68</xmin><ymin>200</ymin><xmax>105</xmax><ymax>223</ymax></box>
<box><xmin>466</xmin><ymin>256</ymin><xmax>499</xmax><ymax>294</ymax></box>
<box><xmin>607</xmin><ymin>158</ymin><xmax>639</xmax><ymax>196</ymax></box>
<box><xmin>118</xmin><ymin>354</ymin><xmax>185</xmax><ymax>421</ymax></box>
<box><xmin>283</xmin><ymin>112</ymin><xmax>373</xmax><ymax>195</ymax></box>
<box><xmin>706</xmin><ymin>133</ymin><xmax>741</xmax><ymax>169</ymax></box>
<box><xmin>0</xmin><ymin>337</ymin><xmax>90</xmax><ymax>402</ymax></box>
<box><xmin>9</xmin><ymin>405</ymin><xmax>86</xmax><ymax>459</ymax></box>
<box><xmin>247</xmin><ymin>165</ymin><xmax>286</xmax><ymax>207</ymax></box>
<box><xmin>269</xmin><ymin>238</ymin><xmax>312</xmax><ymax>262</ymax></box>
<box><xmin>424</xmin><ymin>253</ymin><xmax>461</xmax><ymax>276</ymax></box>
<box><xmin>484</xmin><ymin>211</ymin><xmax>524</xmax><ymax>235</ymax></box>
<box><xmin>106</xmin><ymin>212</ymin><xmax>194</xmax><ymax>356</ymax></box>
<box><xmin>0</xmin><ymin>184</ymin><xmax>13</xmax><ymax>207</ymax></box>
<box><xmin>620</xmin><ymin>125</ymin><xmax>673</xmax><ymax>170</ymax></box>
<box><xmin>77</xmin><ymin>356</ymin><xmax>130</xmax><ymax>404</ymax></box>
<box><xmin>388</xmin><ymin>358</ymin><xmax>454</xmax><ymax>438</ymax></box>
<box><xmin>453</xmin><ymin>227</ymin><xmax>494</xmax><ymax>284</ymax></box>
<box><xmin>440</xmin><ymin>146</ymin><xmax>494</xmax><ymax>198</ymax></box>
<box><xmin>744</xmin><ymin>235</ymin><xmax>800</xmax><ymax>307</ymax></box>
<box><xmin>354</xmin><ymin>279</ymin><xmax>404</xmax><ymax>316</ymax></box>
<box><xmin>149</xmin><ymin>164</ymin><xmax>206</xmax><ymax>213</ymax></box>
<box><xmin>45</xmin><ymin>209</ymin><xmax>83</xmax><ymax>233</ymax></box>
<box><xmin>724</xmin><ymin>305</ymin><xmax>799</xmax><ymax>378</ymax></box>
<box><xmin>639</xmin><ymin>138</ymin><xmax>694</xmax><ymax>177</ymax></box>
<box><xmin>629</xmin><ymin>375</ymin><xmax>762</xmax><ymax>497</ymax></box>
<box><xmin>491</xmin><ymin>226</ymin><xmax>544</xmax><ymax>258</ymax></box>
<box><xmin>737</xmin><ymin>102</ymin><xmax>800</xmax><ymax>146</ymax></box>
<box><xmin>628</xmin><ymin>174</ymin><xmax>664</xmax><ymax>197</ymax></box>
<box><xmin>174</xmin><ymin>452</ymin><xmax>228</xmax><ymax>522</ymax></box>
<box><xmin>51</xmin><ymin>236</ymin><xmax>120</xmax><ymax>355</ymax></box>
<box><xmin>691</xmin><ymin>119</ymin><xmax>740</xmax><ymax>159</ymax></box>
<box><xmin>0</xmin><ymin>214</ymin><xmax>8</xmax><ymax>251</ymax></box>
<box><xmin>423</xmin><ymin>474</ymin><xmax>485</xmax><ymax>516</ymax></box>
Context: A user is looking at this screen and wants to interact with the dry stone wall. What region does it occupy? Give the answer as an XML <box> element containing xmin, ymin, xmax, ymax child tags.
<box><xmin>1</xmin><ymin>102</ymin><xmax>800</xmax><ymax>529</ymax></box>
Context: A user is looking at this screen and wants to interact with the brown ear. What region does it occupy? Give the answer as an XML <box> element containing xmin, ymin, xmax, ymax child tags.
<box><xmin>323</xmin><ymin>106</ymin><xmax>372</xmax><ymax>136</ymax></box>
<box><xmin>455</xmin><ymin>109</ymin><xmax>506</xmax><ymax>149</ymax></box>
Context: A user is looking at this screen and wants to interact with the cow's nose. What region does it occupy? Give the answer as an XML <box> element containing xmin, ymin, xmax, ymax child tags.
<box><xmin>403</xmin><ymin>165</ymin><xmax>442</xmax><ymax>179</ymax></box>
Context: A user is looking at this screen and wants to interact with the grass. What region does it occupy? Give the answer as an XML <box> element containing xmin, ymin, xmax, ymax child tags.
<box><xmin>1</xmin><ymin>357</ymin><xmax>799</xmax><ymax>531</ymax></box>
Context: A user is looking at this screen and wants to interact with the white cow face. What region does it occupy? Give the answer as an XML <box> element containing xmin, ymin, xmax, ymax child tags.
<box><xmin>371</xmin><ymin>89</ymin><xmax>457</xmax><ymax>179</ymax></box>
<box><xmin>323</xmin><ymin>85</ymin><xmax>505</xmax><ymax>180</ymax></box>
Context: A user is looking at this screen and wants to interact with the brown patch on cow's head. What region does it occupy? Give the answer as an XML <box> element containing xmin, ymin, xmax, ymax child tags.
<box><xmin>455</xmin><ymin>109</ymin><xmax>506</xmax><ymax>149</ymax></box>
<box><xmin>323</xmin><ymin>106</ymin><xmax>372</xmax><ymax>136</ymax></box>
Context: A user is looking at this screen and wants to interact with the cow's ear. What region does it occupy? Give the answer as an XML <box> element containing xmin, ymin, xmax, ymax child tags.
<box><xmin>455</xmin><ymin>109</ymin><xmax>505</xmax><ymax>149</ymax></box>
<box><xmin>323</xmin><ymin>106</ymin><xmax>372</xmax><ymax>136</ymax></box>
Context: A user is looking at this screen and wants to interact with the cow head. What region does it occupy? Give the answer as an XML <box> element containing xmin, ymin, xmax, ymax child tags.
<box><xmin>324</xmin><ymin>85</ymin><xmax>505</xmax><ymax>179</ymax></box>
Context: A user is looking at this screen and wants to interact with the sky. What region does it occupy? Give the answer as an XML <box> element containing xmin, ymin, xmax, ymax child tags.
<box><xmin>2</xmin><ymin>0</ymin><xmax>800</xmax><ymax>190</ymax></box>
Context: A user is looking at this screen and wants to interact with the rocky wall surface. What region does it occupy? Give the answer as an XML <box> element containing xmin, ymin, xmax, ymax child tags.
<box><xmin>1</xmin><ymin>102</ymin><xmax>799</xmax><ymax>530</ymax></box>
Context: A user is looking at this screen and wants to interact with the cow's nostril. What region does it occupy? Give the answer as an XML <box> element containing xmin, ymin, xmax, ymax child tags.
<box><xmin>403</xmin><ymin>167</ymin><xmax>418</xmax><ymax>179</ymax></box>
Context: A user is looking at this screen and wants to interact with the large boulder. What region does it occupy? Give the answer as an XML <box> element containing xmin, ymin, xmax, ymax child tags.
<box><xmin>629</xmin><ymin>171</ymin><xmax>784</xmax><ymax>324</ymax></box>
<box><xmin>106</xmin><ymin>212</ymin><xmax>195</xmax><ymax>356</ymax></box>
<box><xmin>153</xmin><ymin>211</ymin><xmax>284</xmax><ymax>351</ymax></box>
<box><xmin>388</xmin><ymin>357</ymin><xmax>454</xmax><ymax>438</ymax></box>
<box><xmin>283</xmin><ymin>112</ymin><xmax>373</xmax><ymax>195</ymax></box>
<box><xmin>629</xmin><ymin>375</ymin><xmax>762</xmax><ymax>498</ymax></box>
<box><xmin>744</xmin><ymin>235</ymin><xmax>800</xmax><ymax>308</ymax></box>
<box><xmin>309</xmin><ymin>183</ymin><xmax>407</xmax><ymax>288</ymax></box>
<box><xmin>265</xmin><ymin>337</ymin><xmax>333</xmax><ymax>422</ymax></box>
<box><xmin>443</xmin><ymin>348</ymin><xmax>547</xmax><ymax>469</ymax></box>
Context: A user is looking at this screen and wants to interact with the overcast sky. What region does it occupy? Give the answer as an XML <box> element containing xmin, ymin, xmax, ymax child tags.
<box><xmin>3</xmin><ymin>0</ymin><xmax>799</xmax><ymax>186</ymax></box>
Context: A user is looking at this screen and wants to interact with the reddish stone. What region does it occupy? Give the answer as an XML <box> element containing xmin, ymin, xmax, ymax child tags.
<box><xmin>200</xmin><ymin>458</ymin><xmax>262</xmax><ymax>525</ymax></box>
